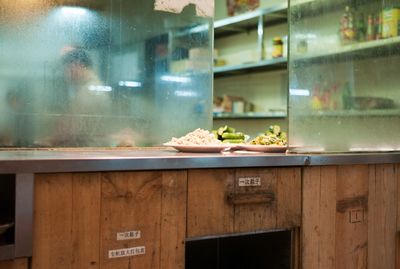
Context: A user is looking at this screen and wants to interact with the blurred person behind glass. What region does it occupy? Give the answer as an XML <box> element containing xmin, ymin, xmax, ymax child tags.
<box><xmin>45</xmin><ymin>47</ymin><xmax>112</xmax><ymax>147</ymax></box>
<box><xmin>43</xmin><ymin>46</ymin><xmax>137</xmax><ymax>147</ymax></box>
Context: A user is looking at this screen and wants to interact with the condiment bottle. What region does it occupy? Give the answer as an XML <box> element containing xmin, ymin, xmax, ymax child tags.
<box><xmin>272</xmin><ymin>37</ymin><xmax>283</xmax><ymax>58</ymax></box>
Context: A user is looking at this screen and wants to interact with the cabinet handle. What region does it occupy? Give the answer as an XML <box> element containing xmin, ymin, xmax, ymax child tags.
<box><xmin>227</xmin><ymin>191</ymin><xmax>275</xmax><ymax>205</ymax></box>
<box><xmin>336</xmin><ymin>195</ymin><xmax>368</xmax><ymax>213</ymax></box>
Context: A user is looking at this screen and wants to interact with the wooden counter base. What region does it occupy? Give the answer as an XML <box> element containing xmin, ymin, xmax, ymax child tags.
<box><xmin>1</xmin><ymin>164</ymin><xmax>399</xmax><ymax>269</ymax></box>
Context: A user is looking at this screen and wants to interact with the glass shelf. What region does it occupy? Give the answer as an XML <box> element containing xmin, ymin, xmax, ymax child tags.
<box><xmin>293</xmin><ymin>36</ymin><xmax>400</xmax><ymax>65</ymax></box>
<box><xmin>299</xmin><ymin>109</ymin><xmax>400</xmax><ymax>117</ymax></box>
<box><xmin>213</xmin><ymin>58</ymin><xmax>287</xmax><ymax>77</ymax></box>
<box><xmin>213</xmin><ymin>111</ymin><xmax>287</xmax><ymax>119</ymax></box>
<box><xmin>291</xmin><ymin>0</ymin><xmax>384</xmax><ymax>16</ymax></box>
<box><xmin>214</xmin><ymin>3</ymin><xmax>287</xmax><ymax>38</ymax></box>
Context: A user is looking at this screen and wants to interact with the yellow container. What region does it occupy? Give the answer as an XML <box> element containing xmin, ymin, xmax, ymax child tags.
<box><xmin>382</xmin><ymin>8</ymin><xmax>400</xmax><ymax>38</ymax></box>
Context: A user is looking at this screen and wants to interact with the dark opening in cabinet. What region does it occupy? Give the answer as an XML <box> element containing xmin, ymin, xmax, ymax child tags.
<box><xmin>0</xmin><ymin>175</ymin><xmax>15</xmax><ymax>247</ymax></box>
<box><xmin>0</xmin><ymin>174</ymin><xmax>34</xmax><ymax>261</ymax></box>
<box><xmin>186</xmin><ymin>229</ymin><xmax>292</xmax><ymax>269</ymax></box>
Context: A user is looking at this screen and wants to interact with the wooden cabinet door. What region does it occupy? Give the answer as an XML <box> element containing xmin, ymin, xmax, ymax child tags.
<box><xmin>303</xmin><ymin>164</ymin><xmax>399</xmax><ymax>269</ymax></box>
<box><xmin>187</xmin><ymin>169</ymin><xmax>235</xmax><ymax>237</ymax></box>
<box><xmin>32</xmin><ymin>171</ymin><xmax>187</xmax><ymax>269</ymax></box>
<box><xmin>187</xmin><ymin>167</ymin><xmax>301</xmax><ymax>238</ymax></box>
<box><xmin>234</xmin><ymin>167</ymin><xmax>301</xmax><ymax>233</ymax></box>
<box><xmin>100</xmin><ymin>171</ymin><xmax>186</xmax><ymax>269</ymax></box>
<box><xmin>33</xmin><ymin>173</ymin><xmax>102</xmax><ymax>269</ymax></box>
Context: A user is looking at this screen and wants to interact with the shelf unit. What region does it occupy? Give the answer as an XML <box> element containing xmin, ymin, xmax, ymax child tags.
<box><xmin>288</xmin><ymin>0</ymin><xmax>400</xmax><ymax>152</ymax></box>
<box><xmin>214</xmin><ymin>3</ymin><xmax>288</xmax><ymax>38</ymax></box>
<box><xmin>214</xmin><ymin>3</ymin><xmax>288</xmax><ymax>66</ymax></box>
<box><xmin>213</xmin><ymin>3</ymin><xmax>289</xmax><ymax>121</ymax></box>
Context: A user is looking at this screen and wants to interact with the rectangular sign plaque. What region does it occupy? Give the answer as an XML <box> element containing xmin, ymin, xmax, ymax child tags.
<box><xmin>238</xmin><ymin>177</ymin><xmax>261</xmax><ymax>187</ymax></box>
<box><xmin>117</xmin><ymin>230</ymin><xmax>141</xmax><ymax>241</ymax></box>
<box><xmin>108</xmin><ymin>246</ymin><xmax>146</xmax><ymax>259</ymax></box>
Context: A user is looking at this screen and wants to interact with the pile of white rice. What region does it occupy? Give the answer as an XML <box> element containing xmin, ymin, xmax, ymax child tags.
<box><xmin>167</xmin><ymin>128</ymin><xmax>222</xmax><ymax>145</ymax></box>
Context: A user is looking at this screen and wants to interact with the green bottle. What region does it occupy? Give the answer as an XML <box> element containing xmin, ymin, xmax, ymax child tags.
<box><xmin>342</xmin><ymin>82</ymin><xmax>353</xmax><ymax>110</ymax></box>
<box><xmin>356</xmin><ymin>13</ymin><xmax>366</xmax><ymax>42</ymax></box>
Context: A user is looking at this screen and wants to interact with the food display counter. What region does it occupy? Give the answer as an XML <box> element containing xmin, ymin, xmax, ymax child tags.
<box><xmin>0</xmin><ymin>149</ymin><xmax>399</xmax><ymax>269</ymax></box>
<box><xmin>1</xmin><ymin>0</ymin><xmax>400</xmax><ymax>268</ymax></box>
<box><xmin>0</xmin><ymin>149</ymin><xmax>399</xmax><ymax>173</ymax></box>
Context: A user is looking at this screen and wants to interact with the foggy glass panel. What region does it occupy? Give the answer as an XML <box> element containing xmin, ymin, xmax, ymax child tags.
<box><xmin>0</xmin><ymin>0</ymin><xmax>213</xmax><ymax>147</ymax></box>
<box><xmin>289</xmin><ymin>0</ymin><xmax>400</xmax><ymax>152</ymax></box>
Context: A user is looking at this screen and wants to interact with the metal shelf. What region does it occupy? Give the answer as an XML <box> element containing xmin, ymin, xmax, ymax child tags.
<box><xmin>293</xmin><ymin>36</ymin><xmax>400</xmax><ymax>65</ymax></box>
<box><xmin>214</xmin><ymin>4</ymin><xmax>287</xmax><ymax>38</ymax></box>
<box><xmin>213</xmin><ymin>58</ymin><xmax>287</xmax><ymax>77</ymax></box>
<box><xmin>213</xmin><ymin>111</ymin><xmax>287</xmax><ymax>119</ymax></box>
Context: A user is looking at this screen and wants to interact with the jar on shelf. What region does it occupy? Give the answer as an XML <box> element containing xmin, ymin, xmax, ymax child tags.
<box><xmin>272</xmin><ymin>37</ymin><xmax>283</xmax><ymax>58</ymax></box>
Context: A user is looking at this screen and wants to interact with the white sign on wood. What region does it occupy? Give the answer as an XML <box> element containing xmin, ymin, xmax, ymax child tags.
<box><xmin>117</xmin><ymin>230</ymin><xmax>141</xmax><ymax>241</ymax></box>
<box><xmin>108</xmin><ymin>246</ymin><xmax>146</xmax><ymax>259</ymax></box>
<box><xmin>238</xmin><ymin>177</ymin><xmax>261</xmax><ymax>187</ymax></box>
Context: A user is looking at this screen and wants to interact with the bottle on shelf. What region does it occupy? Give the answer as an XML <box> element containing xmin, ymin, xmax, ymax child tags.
<box><xmin>375</xmin><ymin>13</ymin><xmax>383</xmax><ymax>40</ymax></box>
<box><xmin>367</xmin><ymin>14</ymin><xmax>375</xmax><ymax>41</ymax></box>
<box><xmin>356</xmin><ymin>13</ymin><xmax>366</xmax><ymax>42</ymax></box>
<box><xmin>339</xmin><ymin>5</ymin><xmax>356</xmax><ymax>44</ymax></box>
<box><xmin>342</xmin><ymin>82</ymin><xmax>353</xmax><ymax>110</ymax></box>
<box><xmin>272</xmin><ymin>37</ymin><xmax>283</xmax><ymax>58</ymax></box>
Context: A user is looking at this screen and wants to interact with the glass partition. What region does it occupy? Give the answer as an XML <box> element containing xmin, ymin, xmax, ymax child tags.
<box><xmin>0</xmin><ymin>0</ymin><xmax>213</xmax><ymax>147</ymax></box>
<box><xmin>289</xmin><ymin>0</ymin><xmax>400</xmax><ymax>152</ymax></box>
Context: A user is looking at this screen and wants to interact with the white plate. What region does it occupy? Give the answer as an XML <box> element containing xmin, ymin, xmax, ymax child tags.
<box><xmin>163</xmin><ymin>143</ymin><xmax>232</xmax><ymax>153</ymax></box>
<box><xmin>237</xmin><ymin>144</ymin><xmax>287</xmax><ymax>153</ymax></box>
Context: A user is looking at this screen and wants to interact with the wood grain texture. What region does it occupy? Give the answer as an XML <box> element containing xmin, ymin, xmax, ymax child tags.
<box><xmin>234</xmin><ymin>168</ymin><xmax>278</xmax><ymax>232</ymax></box>
<box><xmin>71</xmin><ymin>173</ymin><xmax>101</xmax><ymax>269</ymax></box>
<box><xmin>302</xmin><ymin>167</ymin><xmax>321</xmax><ymax>269</ymax></box>
<box><xmin>187</xmin><ymin>169</ymin><xmax>234</xmax><ymax>237</ymax></box>
<box><xmin>335</xmin><ymin>165</ymin><xmax>368</xmax><ymax>269</ymax></box>
<box><xmin>99</xmin><ymin>171</ymin><xmax>163</xmax><ymax>269</ymax></box>
<box><xmin>397</xmin><ymin>164</ymin><xmax>400</xmax><ymax>232</ymax></box>
<box><xmin>302</xmin><ymin>166</ymin><xmax>336</xmax><ymax>269</ymax></box>
<box><xmin>32</xmin><ymin>173</ymin><xmax>74</xmax><ymax>269</ymax></box>
<box><xmin>397</xmin><ymin>234</ymin><xmax>400</xmax><ymax>269</ymax></box>
<box><xmin>368</xmin><ymin>164</ymin><xmax>397</xmax><ymax>269</ymax></box>
<box><xmin>160</xmin><ymin>171</ymin><xmax>187</xmax><ymax>269</ymax></box>
<box><xmin>397</xmin><ymin>164</ymin><xmax>400</xmax><ymax>268</ymax></box>
<box><xmin>318</xmin><ymin>166</ymin><xmax>337</xmax><ymax>269</ymax></box>
<box><xmin>32</xmin><ymin>173</ymin><xmax>102</xmax><ymax>269</ymax></box>
<box><xmin>277</xmin><ymin>168</ymin><xmax>301</xmax><ymax>228</ymax></box>
<box><xmin>0</xmin><ymin>258</ymin><xmax>28</xmax><ymax>269</ymax></box>
<box><xmin>291</xmin><ymin>228</ymin><xmax>301</xmax><ymax>269</ymax></box>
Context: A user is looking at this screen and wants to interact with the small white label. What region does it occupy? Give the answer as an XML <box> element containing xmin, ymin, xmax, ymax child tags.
<box><xmin>238</xmin><ymin>177</ymin><xmax>261</xmax><ymax>187</ymax></box>
<box><xmin>117</xmin><ymin>230</ymin><xmax>141</xmax><ymax>241</ymax></box>
<box><xmin>108</xmin><ymin>246</ymin><xmax>146</xmax><ymax>259</ymax></box>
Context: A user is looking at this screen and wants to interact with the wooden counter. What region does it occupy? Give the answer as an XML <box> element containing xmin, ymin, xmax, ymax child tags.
<box><xmin>0</xmin><ymin>150</ymin><xmax>399</xmax><ymax>268</ymax></box>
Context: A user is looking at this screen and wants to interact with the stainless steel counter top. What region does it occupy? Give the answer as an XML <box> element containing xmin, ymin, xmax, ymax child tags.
<box><xmin>0</xmin><ymin>148</ymin><xmax>399</xmax><ymax>173</ymax></box>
